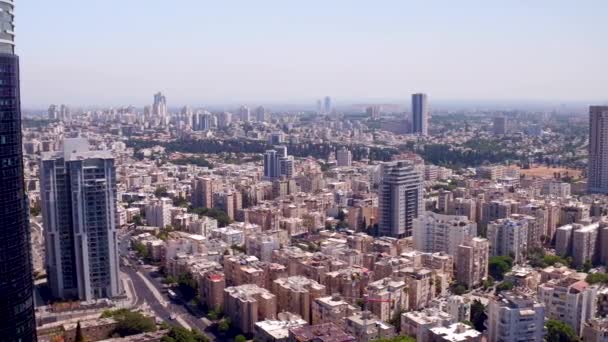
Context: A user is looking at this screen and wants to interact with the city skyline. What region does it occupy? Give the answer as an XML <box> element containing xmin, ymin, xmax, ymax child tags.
<box><xmin>16</xmin><ymin>0</ymin><xmax>608</xmax><ymax>107</ymax></box>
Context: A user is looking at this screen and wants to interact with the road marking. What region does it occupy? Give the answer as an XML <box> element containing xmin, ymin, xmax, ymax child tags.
<box><xmin>135</xmin><ymin>271</ymin><xmax>168</xmax><ymax>307</ymax></box>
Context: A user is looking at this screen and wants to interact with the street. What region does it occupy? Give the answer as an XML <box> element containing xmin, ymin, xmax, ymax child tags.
<box><xmin>118</xmin><ymin>231</ymin><xmax>216</xmax><ymax>340</ymax></box>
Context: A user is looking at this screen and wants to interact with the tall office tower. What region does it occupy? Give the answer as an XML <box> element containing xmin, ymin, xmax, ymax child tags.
<box><xmin>411</xmin><ymin>93</ymin><xmax>428</xmax><ymax>136</ymax></box>
<box><xmin>48</xmin><ymin>104</ymin><xmax>58</xmax><ymax>120</ymax></box>
<box><xmin>59</xmin><ymin>104</ymin><xmax>71</xmax><ymax>121</ymax></box>
<box><xmin>336</xmin><ymin>148</ymin><xmax>352</xmax><ymax>167</ymax></box>
<box><xmin>378</xmin><ymin>160</ymin><xmax>423</xmax><ymax>238</ymax></box>
<box><xmin>0</xmin><ymin>1</ymin><xmax>37</xmax><ymax>340</ymax></box>
<box><xmin>493</xmin><ymin>117</ymin><xmax>507</xmax><ymax>135</ymax></box>
<box><xmin>366</xmin><ymin>106</ymin><xmax>381</xmax><ymax>119</ymax></box>
<box><xmin>239</xmin><ymin>105</ymin><xmax>251</xmax><ymax>122</ymax></box>
<box><xmin>192</xmin><ymin>111</ymin><xmax>211</xmax><ymax>131</ymax></box>
<box><xmin>264</xmin><ymin>149</ymin><xmax>279</xmax><ymax>179</ymax></box>
<box><xmin>218</xmin><ymin>111</ymin><xmax>232</xmax><ymax>127</ymax></box>
<box><xmin>279</xmin><ymin>155</ymin><xmax>295</xmax><ymax>178</ymax></box>
<box><xmin>255</xmin><ymin>106</ymin><xmax>266</xmax><ymax>122</ymax></box>
<box><xmin>152</xmin><ymin>91</ymin><xmax>167</xmax><ymax>117</ymax></box>
<box><xmin>316</xmin><ymin>99</ymin><xmax>323</xmax><ymax>114</ymax></box>
<box><xmin>588</xmin><ymin>106</ymin><xmax>608</xmax><ymax>194</ymax></box>
<box><xmin>41</xmin><ymin>138</ymin><xmax>121</xmax><ymax>301</ymax></box>
<box><xmin>324</xmin><ymin>96</ymin><xmax>332</xmax><ymax>114</ymax></box>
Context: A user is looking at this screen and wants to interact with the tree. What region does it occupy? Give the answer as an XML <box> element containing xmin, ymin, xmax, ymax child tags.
<box><xmin>154</xmin><ymin>186</ymin><xmax>169</xmax><ymax>198</ymax></box>
<box><xmin>75</xmin><ymin>321</ymin><xmax>87</xmax><ymax>342</ymax></box>
<box><xmin>161</xmin><ymin>326</ymin><xmax>208</xmax><ymax>342</ymax></box>
<box><xmin>234</xmin><ymin>335</ymin><xmax>247</xmax><ymax>342</ymax></box>
<box><xmin>102</xmin><ymin>309</ymin><xmax>156</xmax><ymax>337</ymax></box>
<box><xmin>470</xmin><ymin>300</ymin><xmax>487</xmax><ymax>332</ymax></box>
<box><xmin>495</xmin><ymin>280</ymin><xmax>514</xmax><ymax>293</ymax></box>
<box><xmin>133</xmin><ymin>241</ymin><xmax>149</xmax><ymax>259</ymax></box>
<box><xmin>178</xmin><ymin>272</ymin><xmax>198</xmax><ymax>302</ymax></box>
<box><xmin>218</xmin><ymin>318</ymin><xmax>231</xmax><ymax>332</ymax></box>
<box><xmin>133</xmin><ymin>215</ymin><xmax>143</xmax><ymax>226</ymax></box>
<box><xmin>545</xmin><ymin>319</ymin><xmax>579</xmax><ymax>342</ymax></box>
<box><xmin>489</xmin><ymin>256</ymin><xmax>513</xmax><ymax>280</ymax></box>
<box><xmin>30</xmin><ymin>203</ymin><xmax>42</xmax><ymax>217</ymax></box>
<box><xmin>583</xmin><ymin>260</ymin><xmax>593</xmax><ymax>273</ymax></box>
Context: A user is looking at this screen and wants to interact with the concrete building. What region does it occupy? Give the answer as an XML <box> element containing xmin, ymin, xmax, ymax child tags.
<box><xmin>456</xmin><ymin>238</ymin><xmax>489</xmax><ymax>288</ymax></box>
<box><xmin>493</xmin><ymin>117</ymin><xmax>507</xmax><ymax>135</ymax></box>
<box><xmin>487</xmin><ymin>216</ymin><xmax>529</xmax><ymax>264</ymax></box>
<box><xmin>344</xmin><ymin>311</ymin><xmax>395</xmax><ymax>342</ymax></box>
<box><xmin>582</xmin><ymin>318</ymin><xmax>608</xmax><ymax>342</ymax></box>
<box><xmin>336</xmin><ymin>148</ymin><xmax>353</xmax><ymax>167</ymax></box>
<box><xmin>588</xmin><ymin>106</ymin><xmax>608</xmax><ymax>194</ymax></box>
<box><xmin>448</xmin><ymin>198</ymin><xmax>477</xmax><ymax>222</ymax></box>
<box><xmin>429</xmin><ymin>323</ymin><xmax>481</xmax><ymax>342</ymax></box>
<box><xmin>412</xmin><ymin>93</ymin><xmax>429</xmax><ymax>136</ymax></box>
<box><xmin>487</xmin><ymin>292</ymin><xmax>545</xmax><ymax>342</ymax></box>
<box><xmin>312</xmin><ymin>295</ymin><xmax>359</xmax><ymax>326</ymax></box>
<box><xmin>378</xmin><ymin>160</ymin><xmax>423</xmax><ymax>238</ymax></box>
<box><xmin>41</xmin><ymin>138</ymin><xmax>121</xmax><ymax>300</ymax></box>
<box><xmin>401</xmin><ymin>308</ymin><xmax>454</xmax><ymax>342</ymax></box>
<box><xmin>224</xmin><ymin>284</ymin><xmax>278</xmax><ymax>334</ymax></box>
<box><xmin>272</xmin><ymin>276</ymin><xmax>326</xmax><ymax>323</ymax></box>
<box><xmin>200</xmin><ymin>271</ymin><xmax>225</xmax><ymax>310</ymax></box>
<box><xmin>413</xmin><ymin>212</ymin><xmax>476</xmax><ymax>262</ymax></box>
<box><xmin>555</xmin><ymin>221</ymin><xmax>601</xmax><ymax>268</ymax></box>
<box><xmin>254</xmin><ymin>314</ymin><xmax>308</xmax><ymax>342</ymax></box>
<box><xmin>191</xmin><ymin>177</ymin><xmax>214</xmax><ymax>208</ymax></box>
<box><xmin>288</xmin><ymin>323</ymin><xmax>356</xmax><ymax>342</ymax></box>
<box><xmin>542</xmin><ymin>181</ymin><xmax>571</xmax><ymax>198</ymax></box>
<box><xmin>538</xmin><ymin>277</ymin><xmax>598</xmax><ymax>335</ymax></box>
<box><xmin>145</xmin><ymin>197</ymin><xmax>172</xmax><ymax>228</ymax></box>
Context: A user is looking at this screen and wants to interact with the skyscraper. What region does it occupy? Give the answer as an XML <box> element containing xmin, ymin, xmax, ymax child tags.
<box><xmin>324</xmin><ymin>96</ymin><xmax>332</xmax><ymax>114</ymax></box>
<box><xmin>411</xmin><ymin>93</ymin><xmax>428</xmax><ymax>136</ymax></box>
<box><xmin>152</xmin><ymin>91</ymin><xmax>167</xmax><ymax>117</ymax></box>
<box><xmin>0</xmin><ymin>0</ymin><xmax>38</xmax><ymax>339</ymax></box>
<box><xmin>588</xmin><ymin>106</ymin><xmax>608</xmax><ymax>194</ymax></box>
<box><xmin>41</xmin><ymin>138</ymin><xmax>121</xmax><ymax>301</ymax></box>
<box><xmin>378</xmin><ymin>160</ymin><xmax>423</xmax><ymax>238</ymax></box>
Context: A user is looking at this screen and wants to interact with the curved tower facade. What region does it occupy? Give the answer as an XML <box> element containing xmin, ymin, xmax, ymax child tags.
<box><xmin>0</xmin><ymin>1</ymin><xmax>38</xmax><ymax>340</ymax></box>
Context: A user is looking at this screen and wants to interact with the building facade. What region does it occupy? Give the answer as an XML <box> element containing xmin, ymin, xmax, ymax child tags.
<box><xmin>588</xmin><ymin>106</ymin><xmax>608</xmax><ymax>194</ymax></box>
<box><xmin>41</xmin><ymin>139</ymin><xmax>122</xmax><ymax>301</ymax></box>
<box><xmin>412</xmin><ymin>93</ymin><xmax>428</xmax><ymax>136</ymax></box>
<box><xmin>378</xmin><ymin>160</ymin><xmax>423</xmax><ymax>238</ymax></box>
<box><xmin>0</xmin><ymin>0</ymin><xmax>38</xmax><ymax>339</ymax></box>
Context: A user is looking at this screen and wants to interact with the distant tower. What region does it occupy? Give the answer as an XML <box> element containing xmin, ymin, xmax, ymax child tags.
<box><xmin>316</xmin><ymin>99</ymin><xmax>323</xmax><ymax>114</ymax></box>
<box><xmin>378</xmin><ymin>160</ymin><xmax>423</xmax><ymax>238</ymax></box>
<box><xmin>255</xmin><ymin>106</ymin><xmax>266</xmax><ymax>122</ymax></box>
<box><xmin>48</xmin><ymin>104</ymin><xmax>58</xmax><ymax>120</ymax></box>
<box><xmin>336</xmin><ymin>148</ymin><xmax>352</xmax><ymax>167</ymax></box>
<box><xmin>152</xmin><ymin>92</ymin><xmax>167</xmax><ymax>117</ymax></box>
<box><xmin>324</xmin><ymin>96</ymin><xmax>332</xmax><ymax>114</ymax></box>
<box><xmin>588</xmin><ymin>106</ymin><xmax>608</xmax><ymax>194</ymax></box>
<box><xmin>264</xmin><ymin>149</ymin><xmax>279</xmax><ymax>179</ymax></box>
<box><xmin>412</xmin><ymin>93</ymin><xmax>428</xmax><ymax>136</ymax></box>
<box><xmin>239</xmin><ymin>105</ymin><xmax>251</xmax><ymax>122</ymax></box>
<box><xmin>41</xmin><ymin>139</ymin><xmax>121</xmax><ymax>301</ymax></box>
<box><xmin>493</xmin><ymin>117</ymin><xmax>507</xmax><ymax>135</ymax></box>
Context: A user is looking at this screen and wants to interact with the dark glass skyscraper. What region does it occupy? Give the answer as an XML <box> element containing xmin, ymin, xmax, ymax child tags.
<box><xmin>0</xmin><ymin>1</ymin><xmax>38</xmax><ymax>340</ymax></box>
<box><xmin>411</xmin><ymin>93</ymin><xmax>428</xmax><ymax>136</ymax></box>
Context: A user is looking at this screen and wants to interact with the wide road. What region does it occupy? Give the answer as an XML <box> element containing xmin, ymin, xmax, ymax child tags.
<box><xmin>118</xmin><ymin>231</ymin><xmax>215</xmax><ymax>340</ymax></box>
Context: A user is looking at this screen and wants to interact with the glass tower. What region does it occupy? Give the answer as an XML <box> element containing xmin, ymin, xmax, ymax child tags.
<box><xmin>0</xmin><ymin>0</ymin><xmax>38</xmax><ymax>340</ymax></box>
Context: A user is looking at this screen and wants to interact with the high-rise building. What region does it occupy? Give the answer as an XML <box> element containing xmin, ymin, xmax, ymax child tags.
<box><xmin>41</xmin><ymin>138</ymin><xmax>121</xmax><ymax>301</ymax></box>
<box><xmin>413</xmin><ymin>212</ymin><xmax>476</xmax><ymax>262</ymax></box>
<box><xmin>539</xmin><ymin>277</ymin><xmax>598</xmax><ymax>336</ymax></box>
<box><xmin>324</xmin><ymin>96</ymin><xmax>332</xmax><ymax>114</ymax></box>
<box><xmin>456</xmin><ymin>237</ymin><xmax>490</xmax><ymax>288</ymax></box>
<box><xmin>487</xmin><ymin>292</ymin><xmax>546</xmax><ymax>342</ymax></box>
<box><xmin>588</xmin><ymin>106</ymin><xmax>608</xmax><ymax>194</ymax></box>
<box><xmin>239</xmin><ymin>105</ymin><xmax>251</xmax><ymax>122</ymax></box>
<box><xmin>493</xmin><ymin>117</ymin><xmax>507</xmax><ymax>135</ymax></box>
<box><xmin>0</xmin><ymin>1</ymin><xmax>37</xmax><ymax>339</ymax></box>
<box><xmin>378</xmin><ymin>160</ymin><xmax>423</xmax><ymax>238</ymax></box>
<box><xmin>264</xmin><ymin>149</ymin><xmax>279</xmax><ymax>179</ymax></box>
<box><xmin>152</xmin><ymin>91</ymin><xmax>167</xmax><ymax>117</ymax></box>
<box><xmin>412</xmin><ymin>93</ymin><xmax>428</xmax><ymax>136</ymax></box>
<box><xmin>336</xmin><ymin>148</ymin><xmax>352</xmax><ymax>167</ymax></box>
<box><xmin>255</xmin><ymin>106</ymin><xmax>267</xmax><ymax>122</ymax></box>
<box><xmin>487</xmin><ymin>215</ymin><xmax>530</xmax><ymax>264</ymax></box>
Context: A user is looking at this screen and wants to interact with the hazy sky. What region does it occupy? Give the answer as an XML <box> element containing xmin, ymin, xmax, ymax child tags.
<box><xmin>16</xmin><ymin>0</ymin><xmax>608</xmax><ymax>108</ymax></box>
